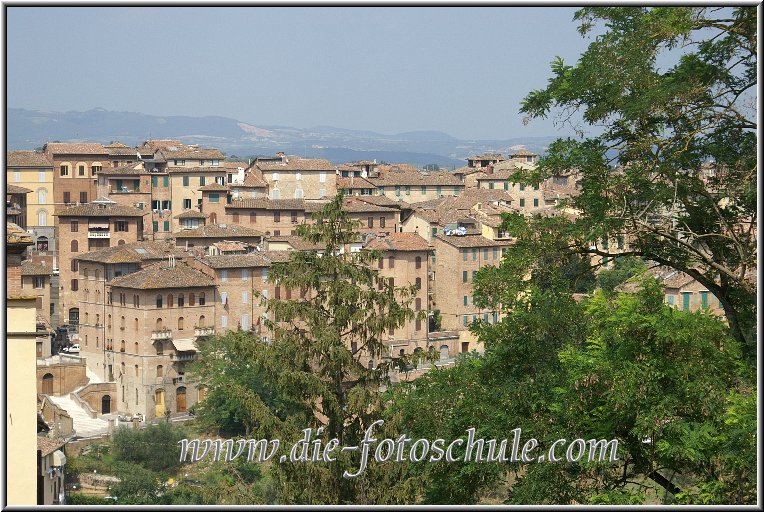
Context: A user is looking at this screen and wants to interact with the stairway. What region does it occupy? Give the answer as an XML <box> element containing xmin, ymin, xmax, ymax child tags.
<box><xmin>46</xmin><ymin>394</ymin><xmax>109</xmax><ymax>438</ymax></box>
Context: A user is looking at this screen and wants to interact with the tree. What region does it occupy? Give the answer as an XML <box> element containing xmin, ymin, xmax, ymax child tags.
<box><xmin>111</xmin><ymin>422</ymin><xmax>186</xmax><ymax>474</ymax></box>
<box><xmin>517</xmin><ymin>7</ymin><xmax>757</xmax><ymax>356</ymax></box>
<box><xmin>190</xmin><ymin>192</ymin><xmax>423</xmax><ymax>503</ymax></box>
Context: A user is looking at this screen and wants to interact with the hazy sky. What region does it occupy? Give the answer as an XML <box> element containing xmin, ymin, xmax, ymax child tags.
<box><xmin>6</xmin><ymin>6</ymin><xmax>596</xmax><ymax>140</ymax></box>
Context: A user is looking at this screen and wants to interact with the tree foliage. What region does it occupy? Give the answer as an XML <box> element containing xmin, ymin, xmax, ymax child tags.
<box><xmin>517</xmin><ymin>6</ymin><xmax>757</xmax><ymax>355</ymax></box>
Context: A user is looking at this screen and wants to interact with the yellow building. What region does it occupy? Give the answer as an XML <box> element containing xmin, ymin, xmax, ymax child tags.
<box><xmin>6</xmin><ymin>223</ymin><xmax>39</xmax><ymax>505</ymax></box>
<box><xmin>6</xmin><ymin>150</ymin><xmax>55</xmax><ymax>229</ymax></box>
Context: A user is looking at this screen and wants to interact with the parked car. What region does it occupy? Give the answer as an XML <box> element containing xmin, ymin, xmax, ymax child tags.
<box><xmin>63</xmin><ymin>343</ymin><xmax>80</xmax><ymax>354</ymax></box>
<box><xmin>52</xmin><ymin>268</ymin><xmax>60</xmax><ymax>275</ymax></box>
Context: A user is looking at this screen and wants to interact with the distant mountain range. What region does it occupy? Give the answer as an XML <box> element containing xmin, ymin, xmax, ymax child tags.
<box><xmin>7</xmin><ymin>107</ymin><xmax>560</xmax><ymax>168</ymax></box>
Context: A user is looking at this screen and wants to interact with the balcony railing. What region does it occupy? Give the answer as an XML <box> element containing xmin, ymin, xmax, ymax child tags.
<box><xmin>170</xmin><ymin>352</ymin><xmax>197</xmax><ymax>362</ymax></box>
<box><xmin>194</xmin><ymin>326</ymin><xmax>215</xmax><ymax>337</ymax></box>
<box><xmin>151</xmin><ymin>329</ymin><xmax>172</xmax><ymax>340</ymax></box>
<box><xmin>88</xmin><ymin>231</ymin><xmax>111</xmax><ymax>239</ymax></box>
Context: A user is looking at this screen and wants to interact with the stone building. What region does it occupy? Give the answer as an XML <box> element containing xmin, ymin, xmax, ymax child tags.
<box><xmin>366</xmin><ymin>166</ymin><xmax>465</xmax><ymax>203</ymax></box>
<box><xmin>6</xmin><ymin>150</ymin><xmax>55</xmax><ymax>233</ymax></box>
<box><xmin>253</xmin><ymin>153</ymin><xmax>337</xmax><ymax>200</ymax></box>
<box><xmin>21</xmin><ymin>260</ymin><xmax>54</xmax><ymax>333</ymax></box>
<box><xmin>44</xmin><ymin>143</ymin><xmax>108</xmax><ymax>207</ymax></box>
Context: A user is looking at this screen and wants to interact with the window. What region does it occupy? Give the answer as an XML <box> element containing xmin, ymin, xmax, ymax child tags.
<box><xmin>462</xmin><ymin>271</ymin><xmax>468</xmax><ymax>283</ymax></box>
<box><xmin>221</xmin><ymin>316</ymin><xmax>228</xmax><ymax>328</ymax></box>
<box><xmin>436</xmin><ymin>186</ymin><xmax>442</xmax><ymax>196</ymax></box>
<box><xmin>319</xmin><ymin>172</ymin><xmax>326</xmax><ymax>183</ymax></box>
<box><xmin>415</xmin><ymin>318</ymin><xmax>422</xmax><ymax>331</ymax></box>
<box><xmin>421</xmin><ymin>185</ymin><xmax>427</xmax><ymax>194</ymax></box>
<box><xmin>262</xmin><ymin>269</ymin><xmax>268</xmax><ymax>282</ymax></box>
<box><xmin>242</xmin><ymin>314</ymin><xmax>249</xmax><ymax>330</ymax></box>
<box><xmin>164</xmin><ymin>176</ymin><xmax>169</xmax><ymax>187</ymax></box>
<box><xmin>178</xmin><ymin>317</ymin><xmax>185</xmax><ymax>330</ymax></box>
<box><xmin>319</xmin><ymin>188</ymin><xmax>326</xmax><ymax>198</ymax></box>
<box><xmin>415</xmin><ymin>297</ymin><xmax>422</xmax><ymax>311</ymax></box>
<box><xmin>273</xmin><ymin>211</ymin><xmax>281</xmax><ymax>223</ymax></box>
<box><xmin>464</xmin><ymin>295</ymin><xmax>469</xmax><ymax>307</ymax></box>
<box><xmin>80</xmin><ymin>191</ymin><xmax>87</xmax><ymax>203</ymax></box>
<box><xmin>395</xmin><ymin>186</ymin><xmax>401</xmax><ymax>197</ymax></box>
<box><xmin>199</xmin><ymin>292</ymin><xmax>206</xmax><ymax>305</ymax></box>
<box><xmin>161</xmin><ymin>200</ymin><xmax>171</xmax><ymax>210</ymax></box>
<box><xmin>504</xmin><ymin>181</ymin><xmax>509</xmax><ymax>191</ymax></box>
<box><xmin>209</xmin><ymin>193</ymin><xmax>220</xmax><ymax>203</ymax></box>
<box><xmin>242</xmin><ymin>291</ymin><xmax>248</xmax><ymax>304</ymax></box>
<box><xmin>221</xmin><ymin>270</ymin><xmax>228</xmax><ymax>282</ymax></box>
<box><xmin>33</xmin><ymin>276</ymin><xmax>44</xmax><ymax>289</ymax></box>
<box><xmin>153</xmin><ymin>221</ymin><xmax>159</xmax><ymax>232</ymax></box>
<box><xmin>39</xmin><ymin>171</ymin><xmax>46</xmax><ymax>182</ymax></box>
<box><xmin>415</xmin><ymin>277</ymin><xmax>422</xmax><ymax>290</ymax></box>
<box><xmin>405</xmin><ymin>186</ymin><xmax>411</xmax><ymax>195</ymax></box>
<box><xmin>38</xmin><ymin>210</ymin><xmax>48</xmax><ymax>226</ymax></box>
<box><xmin>71</xmin><ymin>259</ymin><xmax>78</xmax><ymax>271</ymax></box>
<box><xmin>163</xmin><ymin>221</ymin><xmax>169</xmax><ymax>232</ymax></box>
<box><xmin>431</xmin><ymin>227</ymin><xmax>437</xmax><ymax>237</ymax></box>
<box><xmin>519</xmin><ymin>184</ymin><xmax>525</xmax><ymax>191</ymax></box>
<box><xmin>63</xmin><ymin>191</ymin><xmax>71</xmax><ymax>204</ymax></box>
<box><xmin>152</xmin><ymin>176</ymin><xmax>159</xmax><ymax>188</ymax></box>
<box><xmin>472</xmin><ymin>248</ymin><xmax>477</xmax><ymax>261</ymax></box>
<box><xmin>60</xmin><ymin>165</ymin><xmax>69</xmax><ymax>177</ymax></box>
<box><xmin>71</xmin><ymin>279</ymin><xmax>78</xmax><ymax>291</ymax></box>
<box><xmin>483</xmin><ymin>248</ymin><xmax>489</xmax><ymax>260</ymax></box>
<box><xmin>519</xmin><ymin>198</ymin><xmax>525</xmax><ymax>208</ymax></box>
<box><xmin>533</xmin><ymin>183</ymin><xmax>539</xmax><ymax>191</ymax></box>
<box><xmin>533</xmin><ymin>198</ymin><xmax>539</xmax><ymax>207</ymax></box>
<box><xmin>167</xmin><ymin>294</ymin><xmax>174</xmax><ymax>307</ymax></box>
<box><xmin>701</xmin><ymin>291</ymin><xmax>709</xmax><ymax>309</ymax></box>
<box><xmin>242</xmin><ymin>269</ymin><xmax>249</xmax><ymax>281</ymax></box>
<box><xmin>415</xmin><ymin>256</ymin><xmax>422</xmax><ymax>269</ymax></box>
<box><xmin>493</xmin><ymin>247</ymin><xmax>498</xmax><ymax>260</ymax></box>
<box><xmin>667</xmin><ymin>295</ymin><xmax>675</xmax><ymax>307</ymax></box>
<box><xmin>71</xmin><ymin>240</ymin><xmax>79</xmax><ymax>252</ymax></box>
<box><xmin>380</xmin><ymin>216</ymin><xmax>385</xmax><ymax>228</ymax></box>
<box><xmin>367</xmin><ymin>217</ymin><xmax>374</xmax><ymax>228</ymax></box>
<box><xmin>115</xmin><ymin>220</ymin><xmax>128</xmax><ymax>232</ymax></box>
<box><xmin>489</xmin><ymin>182</ymin><xmax>494</xmax><ymax>190</ymax></box>
<box><xmin>157</xmin><ymin>365</ymin><xmax>164</xmax><ymax>377</ymax></box>
<box><xmin>291</xmin><ymin>211</ymin><xmax>298</xmax><ymax>223</ymax></box>
<box><xmin>78</xmin><ymin>165</ymin><xmax>85</xmax><ymax>176</ymax></box>
<box><xmin>199</xmin><ymin>176</ymin><xmax>206</xmax><ymax>186</ymax></box>
<box><xmin>70</xmin><ymin>220</ymin><xmax>79</xmax><ymax>232</ymax></box>
<box><xmin>156</xmin><ymin>295</ymin><xmax>163</xmax><ymax>308</ymax></box>
<box><xmin>38</xmin><ymin>189</ymin><xmax>47</xmax><ymax>204</ymax></box>
<box><xmin>388</xmin><ymin>255</ymin><xmax>395</xmax><ymax>268</ymax></box>
<box><xmin>92</xmin><ymin>165</ymin><xmax>101</xmax><ymax>175</ymax></box>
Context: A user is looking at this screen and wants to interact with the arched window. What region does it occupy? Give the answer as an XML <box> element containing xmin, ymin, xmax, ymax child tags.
<box><xmin>37</xmin><ymin>209</ymin><xmax>48</xmax><ymax>227</ymax></box>
<box><xmin>120</xmin><ymin>340</ymin><xmax>125</xmax><ymax>352</ymax></box>
<box><xmin>198</xmin><ymin>315</ymin><xmax>206</xmax><ymax>328</ymax></box>
<box><xmin>107</xmin><ymin>315</ymin><xmax>112</xmax><ymax>328</ymax></box>
<box><xmin>178</xmin><ymin>294</ymin><xmax>184</xmax><ymax>307</ymax></box>
<box><xmin>167</xmin><ymin>294</ymin><xmax>173</xmax><ymax>307</ymax></box>
<box><xmin>178</xmin><ymin>317</ymin><xmax>185</xmax><ymax>330</ymax></box>
<box><xmin>176</xmin><ymin>386</ymin><xmax>187</xmax><ymax>413</ymax></box>
<box><xmin>84</xmin><ymin>312</ymin><xmax>89</xmax><ymax>325</ymax></box>
<box><xmin>101</xmin><ymin>395</ymin><xmax>111</xmax><ymax>414</ymax></box>
<box><xmin>134</xmin><ymin>318</ymin><xmax>139</xmax><ymax>331</ymax></box>
<box><xmin>189</xmin><ymin>293</ymin><xmax>195</xmax><ymax>306</ymax></box>
<box><xmin>210</xmin><ymin>212</ymin><xmax>217</xmax><ymax>224</ymax></box>
<box><xmin>415</xmin><ymin>256</ymin><xmax>422</xmax><ymax>269</ymax></box>
<box><xmin>135</xmin><ymin>364</ymin><xmax>139</xmax><ymax>376</ymax></box>
<box><xmin>36</xmin><ymin>236</ymin><xmax>48</xmax><ymax>251</ymax></box>
<box><xmin>156</xmin><ymin>365</ymin><xmax>164</xmax><ymax>377</ymax></box>
<box><xmin>156</xmin><ymin>343</ymin><xmax>164</xmax><ymax>356</ymax></box>
<box><xmin>95</xmin><ymin>314</ymin><xmax>100</xmax><ymax>326</ymax></box>
<box><xmin>156</xmin><ymin>318</ymin><xmax>163</xmax><ymax>331</ymax></box>
<box><xmin>120</xmin><ymin>316</ymin><xmax>125</xmax><ymax>329</ymax></box>
<box><xmin>71</xmin><ymin>240</ymin><xmax>78</xmax><ymax>252</ymax></box>
<box><xmin>42</xmin><ymin>373</ymin><xmax>53</xmax><ymax>394</ymax></box>
<box><xmin>415</xmin><ymin>277</ymin><xmax>422</xmax><ymax>290</ymax></box>
<box><xmin>134</xmin><ymin>341</ymin><xmax>139</xmax><ymax>354</ymax></box>
<box><xmin>84</xmin><ymin>289</ymin><xmax>89</xmax><ymax>302</ymax></box>
<box><xmin>156</xmin><ymin>294</ymin><xmax>163</xmax><ymax>308</ymax></box>
<box><xmin>71</xmin><ymin>260</ymin><xmax>78</xmax><ymax>272</ymax></box>
<box><xmin>117</xmin><ymin>239</ymin><xmax>126</xmax><ymax>246</ymax></box>
<box><xmin>368</xmin><ymin>360</ymin><xmax>374</xmax><ymax>370</ymax></box>
<box><xmin>121</xmin><ymin>362</ymin><xmax>125</xmax><ymax>375</ymax></box>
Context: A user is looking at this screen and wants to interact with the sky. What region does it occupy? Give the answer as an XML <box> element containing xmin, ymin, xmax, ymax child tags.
<box><xmin>6</xmin><ymin>6</ymin><xmax>596</xmax><ymax>141</ymax></box>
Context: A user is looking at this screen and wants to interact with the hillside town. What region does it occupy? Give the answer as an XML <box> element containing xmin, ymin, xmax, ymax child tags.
<box><xmin>5</xmin><ymin>139</ymin><xmax>745</xmax><ymax>504</ymax></box>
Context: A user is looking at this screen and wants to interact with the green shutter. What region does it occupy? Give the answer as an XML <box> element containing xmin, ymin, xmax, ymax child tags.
<box><xmin>462</xmin><ymin>271</ymin><xmax>468</xmax><ymax>283</ymax></box>
<box><xmin>682</xmin><ymin>292</ymin><xmax>691</xmax><ymax>311</ymax></box>
<box><xmin>152</xmin><ymin>176</ymin><xmax>158</xmax><ymax>187</ymax></box>
<box><xmin>164</xmin><ymin>176</ymin><xmax>169</xmax><ymax>187</ymax></box>
<box><xmin>164</xmin><ymin>221</ymin><xmax>169</xmax><ymax>232</ymax></box>
<box><xmin>701</xmin><ymin>291</ymin><xmax>709</xmax><ymax>309</ymax></box>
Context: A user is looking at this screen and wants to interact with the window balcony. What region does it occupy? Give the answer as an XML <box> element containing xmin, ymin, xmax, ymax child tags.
<box><xmin>151</xmin><ymin>329</ymin><xmax>173</xmax><ymax>340</ymax></box>
<box><xmin>88</xmin><ymin>231</ymin><xmax>111</xmax><ymax>239</ymax></box>
<box><xmin>170</xmin><ymin>352</ymin><xmax>197</xmax><ymax>362</ymax></box>
<box><xmin>194</xmin><ymin>326</ymin><xmax>215</xmax><ymax>337</ymax></box>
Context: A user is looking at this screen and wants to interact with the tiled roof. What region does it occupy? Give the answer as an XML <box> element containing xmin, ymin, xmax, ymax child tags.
<box><xmin>255</xmin><ymin>157</ymin><xmax>336</xmax><ymax>172</ymax></box>
<box><xmin>37</xmin><ymin>437</ymin><xmax>66</xmax><ymax>457</ymax></box>
<box><xmin>107</xmin><ymin>146</ymin><xmax>145</xmax><ymax>156</ymax></box>
<box><xmin>376</xmin><ymin>163</ymin><xmax>420</xmax><ymax>173</ymax></box>
<box><xmin>6</xmin><ymin>150</ymin><xmax>52</xmax><ymax>167</ymax></box>
<box><xmin>21</xmin><ymin>261</ymin><xmax>52</xmax><ymax>276</ymax></box>
<box><xmin>509</xmin><ymin>149</ymin><xmax>537</xmax><ymax>156</ymax></box>
<box><xmin>474</xmin><ymin>169</ymin><xmax>516</xmax><ymax>181</ymax></box>
<box><xmin>434</xmin><ymin>234</ymin><xmax>514</xmax><ymax>248</ymax></box>
<box><xmin>174</xmin><ymin>209</ymin><xmax>207</xmax><ymax>219</ymax></box>
<box><xmin>234</xmin><ymin>170</ymin><xmax>268</xmax><ymax>188</ymax></box>
<box><xmin>74</xmin><ymin>240</ymin><xmax>186</xmax><ymax>263</ymax></box>
<box><xmin>354</xmin><ymin>195</ymin><xmax>410</xmax><ymax>209</ymax></box>
<box><xmin>44</xmin><ymin>143</ymin><xmax>107</xmax><ymax>155</ymax></box>
<box><xmin>53</xmin><ymin>203</ymin><xmax>145</xmax><ymax>217</ymax></box>
<box><xmin>367</xmin><ymin>169</ymin><xmax>463</xmax><ymax>187</ymax></box>
<box><xmin>174</xmin><ymin>224</ymin><xmax>264</xmax><ymax>238</ymax></box>
<box><xmin>6</xmin><ymin>184</ymin><xmax>32</xmax><ymax>194</ymax></box>
<box><xmin>201</xmin><ymin>253</ymin><xmax>272</xmax><ymax>269</ymax></box>
<box><xmin>97</xmin><ymin>164</ymin><xmax>147</xmax><ymax>176</ymax></box>
<box><xmin>364</xmin><ymin>233</ymin><xmax>431</xmax><ymax>252</ymax></box>
<box><xmin>342</xmin><ymin>197</ymin><xmax>397</xmax><ymax>213</ymax></box>
<box><xmin>141</xmin><ymin>139</ymin><xmax>183</xmax><ymax>150</ymax></box>
<box><xmin>157</xmin><ymin>147</ymin><xmax>225</xmax><ymax>160</ymax></box>
<box><xmin>198</xmin><ymin>183</ymin><xmax>230</xmax><ymax>192</ymax></box>
<box><xmin>220</xmin><ymin>161</ymin><xmax>248</xmax><ymax>169</ymax></box>
<box><xmin>6</xmin><ymin>222</ymin><xmax>33</xmax><ymax>245</ymax></box>
<box><xmin>110</xmin><ymin>261</ymin><xmax>214</xmax><ymax>290</ymax></box>
<box><xmin>227</xmin><ymin>198</ymin><xmax>309</xmax><ymax>211</ymax></box>
<box><xmin>468</xmin><ymin>153</ymin><xmax>505</xmax><ymax>161</ymax></box>
<box><xmin>214</xmin><ymin>240</ymin><xmax>249</xmax><ymax>252</ymax></box>
<box><xmin>105</xmin><ymin>141</ymin><xmax>129</xmax><ymax>148</ymax></box>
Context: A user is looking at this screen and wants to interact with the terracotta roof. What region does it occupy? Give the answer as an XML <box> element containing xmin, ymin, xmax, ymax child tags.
<box><xmin>21</xmin><ymin>261</ymin><xmax>52</xmax><ymax>276</ymax></box>
<box><xmin>364</xmin><ymin>233</ymin><xmax>431</xmax><ymax>252</ymax></box>
<box><xmin>198</xmin><ymin>183</ymin><xmax>230</xmax><ymax>192</ymax></box>
<box><xmin>220</xmin><ymin>161</ymin><xmax>248</xmax><ymax>169</ymax></box>
<box><xmin>44</xmin><ymin>143</ymin><xmax>107</xmax><ymax>155</ymax></box>
<box><xmin>157</xmin><ymin>147</ymin><xmax>225</xmax><ymax>160</ymax></box>
<box><xmin>267</xmin><ymin>235</ymin><xmax>326</xmax><ymax>251</ymax></box>
<box><xmin>509</xmin><ymin>149</ymin><xmax>537</xmax><ymax>157</ymax></box>
<box><xmin>107</xmin><ymin>146</ymin><xmax>145</xmax><ymax>156</ymax></box>
<box><xmin>174</xmin><ymin>209</ymin><xmax>207</xmax><ymax>219</ymax></box>
<box><xmin>201</xmin><ymin>253</ymin><xmax>273</xmax><ymax>269</ymax></box>
<box><xmin>6</xmin><ymin>222</ymin><xmax>33</xmax><ymax>245</ymax></box>
<box><xmin>367</xmin><ymin>169</ymin><xmax>463</xmax><ymax>187</ymax></box>
<box><xmin>234</xmin><ymin>170</ymin><xmax>268</xmax><ymax>188</ymax></box>
<box><xmin>434</xmin><ymin>234</ymin><xmax>514</xmax><ymax>248</ymax></box>
<box><xmin>174</xmin><ymin>224</ymin><xmax>264</xmax><ymax>238</ymax></box>
<box><xmin>74</xmin><ymin>240</ymin><xmax>186</xmax><ymax>263</ymax></box>
<box><xmin>37</xmin><ymin>437</ymin><xmax>66</xmax><ymax>457</ymax></box>
<box><xmin>97</xmin><ymin>164</ymin><xmax>147</xmax><ymax>176</ymax></box>
<box><xmin>468</xmin><ymin>153</ymin><xmax>505</xmax><ymax>161</ymax></box>
<box><xmin>376</xmin><ymin>163</ymin><xmax>420</xmax><ymax>173</ymax></box>
<box><xmin>110</xmin><ymin>261</ymin><xmax>214</xmax><ymax>290</ymax></box>
<box><xmin>342</xmin><ymin>197</ymin><xmax>397</xmax><ymax>213</ymax></box>
<box><xmin>6</xmin><ymin>184</ymin><xmax>32</xmax><ymax>194</ymax></box>
<box><xmin>141</xmin><ymin>139</ymin><xmax>183</xmax><ymax>150</ymax></box>
<box><xmin>354</xmin><ymin>195</ymin><xmax>410</xmax><ymax>209</ymax></box>
<box><xmin>105</xmin><ymin>142</ymin><xmax>129</xmax><ymax>148</ymax></box>
<box><xmin>255</xmin><ymin>157</ymin><xmax>336</xmax><ymax>172</ymax></box>
<box><xmin>6</xmin><ymin>150</ymin><xmax>52</xmax><ymax>167</ymax></box>
<box><xmin>227</xmin><ymin>198</ymin><xmax>310</xmax><ymax>211</ymax></box>
<box><xmin>214</xmin><ymin>240</ymin><xmax>249</xmax><ymax>252</ymax></box>
<box><xmin>474</xmin><ymin>169</ymin><xmax>516</xmax><ymax>181</ymax></box>
<box><xmin>53</xmin><ymin>203</ymin><xmax>145</xmax><ymax>217</ymax></box>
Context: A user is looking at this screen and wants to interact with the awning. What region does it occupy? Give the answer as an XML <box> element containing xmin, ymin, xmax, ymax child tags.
<box><xmin>88</xmin><ymin>220</ymin><xmax>110</xmax><ymax>229</ymax></box>
<box><xmin>52</xmin><ymin>450</ymin><xmax>67</xmax><ymax>466</ymax></box>
<box><xmin>172</xmin><ymin>338</ymin><xmax>198</xmax><ymax>352</ymax></box>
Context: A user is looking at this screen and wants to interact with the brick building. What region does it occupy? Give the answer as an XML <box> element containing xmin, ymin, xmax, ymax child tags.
<box><xmin>44</xmin><ymin>143</ymin><xmax>107</xmax><ymax>207</ymax></box>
